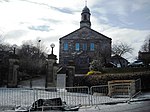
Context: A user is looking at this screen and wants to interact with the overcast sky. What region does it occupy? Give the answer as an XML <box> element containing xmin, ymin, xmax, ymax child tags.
<box><xmin>0</xmin><ymin>0</ymin><xmax>150</xmax><ymax>61</ymax></box>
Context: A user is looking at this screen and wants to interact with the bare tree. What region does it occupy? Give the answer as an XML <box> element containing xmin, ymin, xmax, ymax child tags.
<box><xmin>18</xmin><ymin>41</ymin><xmax>47</xmax><ymax>79</ymax></box>
<box><xmin>141</xmin><ymin>35</ymin><xmax>150</xmax><ymax>52</ymax></box>
<box><xmin>112</xmin><ymin>42</ymin><xmax>133</xmax><ymax>67</ymax></box>
<box><xmin>0</xmin><ymin>43</ymin><xmax>12</xmax><ymax>52</ymax></box>
<box><xmin>0</xmin><ymin>30</ymin><xmax>6</xmax><ymax>51</ymax></box>
<box><xmin>0</xmin><ymin>30</ymin><xmax>4</xmax><ymax>44</ymax></box>
<box><xmin>112</xmin><ymin>42</ymin><xmax>133</xmax><ymax>56</ymax></box>
<box><xmin>89</xmin><ymin>45</ymin><xmax>111</xmax><ymax>71</ymax></box>
<box><xmin>34</xmin><ymin>39</ymin><xmax>49</xmax><ymax>54</ymax></box>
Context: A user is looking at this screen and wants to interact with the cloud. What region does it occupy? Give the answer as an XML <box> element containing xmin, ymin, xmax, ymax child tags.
<box><xmin>4</xmin><ymin>30</ymin><xmax>28</xmax><ymax>39</ymax></box>
<box><xmin>90</xmin><ymin>0</ymin><xmax>150</xmax><ymax>30</ymax></box>
<box><xmin>51</xmin><ymin>7</ymin><xmax>74</xmax><ymax>14</ymax></box>
<box><xmin>147</xmin><ymin>16</ymin><xmax>150</xmax><ymax>21</ymax></box>
<box><xmin>3</xmin><ymin>30</ymin><xmax>29</xmax><ymax>45</ymax></box>
<box><xmin>28</xmin><ymin>25</ymin><xmax>51</xmax><ymax>32</ymax></box>
<box><xmin>40</xmin><ymin>18</ymin><xmax>61</xmax><ymax>24</ymax></box>
<box><xmin>0</xmin><ymin>0</ymin><xmax>150</xmax><ymax>61</ymax></box>
<box><xmin>0</xmin><ymin>0</ymin><xmax>9</xmax><ymax>2</ymax></box>
<box><xmin>131</xmin><ymin>0</ymin><xmax>150</xmax><ymax>12</ymax></box>
<box><xmin>101</xmin><ymin>27</ymin><xmax>150</xmax><ymax>60</ymax></box>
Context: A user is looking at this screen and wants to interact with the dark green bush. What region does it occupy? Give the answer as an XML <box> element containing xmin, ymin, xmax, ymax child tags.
<box><xmin>74</xmin><ymin>71</ymin><xmax>150</xmax><ymax>91</ymax></box>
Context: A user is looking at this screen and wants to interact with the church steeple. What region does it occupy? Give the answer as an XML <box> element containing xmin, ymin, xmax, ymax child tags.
<box><xmin>80</xmin><ymin>2</ymin><xmax>91</xmax><ymax>28</ymax></box>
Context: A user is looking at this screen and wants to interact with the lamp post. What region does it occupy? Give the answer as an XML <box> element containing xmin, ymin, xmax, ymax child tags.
<box><xmin>45</xmin><ymin>43</ymin><xmax>56</xmax><ymax>88</ymax></box>
<box><xmin>50</xmin><ymin>43</ymin><xmax>55</xmax><ymax>54</ymax></box>
<box><xmin>13</xmin><ymin>47</ymin><xmax>16</xmax><ymax>54</ymax></box>
<box><xmin>38</xmin><ymin>40</ymin><xmax>41</xmax><ymax>55</ymax></box>
<box><xmin>12</xmin><ymin>44</ymin><xmax>17</xmax><ymax>54</ymax></box>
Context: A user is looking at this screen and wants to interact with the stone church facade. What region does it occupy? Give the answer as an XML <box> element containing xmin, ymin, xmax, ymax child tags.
<box><xmin>59</xmin><ymin>6</ymin><xmax>112</xmax><ymax>73</ymax></box>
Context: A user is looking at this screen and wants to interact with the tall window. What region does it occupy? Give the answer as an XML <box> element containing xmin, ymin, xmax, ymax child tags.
<box><xmin>64</xmin><ymin>42</ymin><xmax>68</xmax><ymax>51</ymax></box>
<box><xmin>90</xmin><ymin>43</ymin><xmax>94</xmax><ymax>51</ymax></box>
<box><xmin>75</xmin><ymin>43</ymin><xmax>80</xmax><ymax>51</ymax></box>
<box><xmin>83</xmin><ymin>43</ymin><xmax>87</xmax><ymax>51</ymax></box>
<box><xmin>84</xmin><ymin>15</ymin><xmax>87</xmax><ymax>20</ymax></box>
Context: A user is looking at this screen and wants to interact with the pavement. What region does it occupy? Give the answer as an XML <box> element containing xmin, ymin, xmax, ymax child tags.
<box><xmin>79</xmin><ymin>92</ymin><xmax>150</xmax><ymax>112</ymax></box>
<box><xmin>1</xmin><ymin>92</ymin><xmax>150</xmax><ymax>112</ymax></box>
<box><xmin>79</xmin><ymin>100</ymin><xmax>150</xmax><ymax>112</ymax></box>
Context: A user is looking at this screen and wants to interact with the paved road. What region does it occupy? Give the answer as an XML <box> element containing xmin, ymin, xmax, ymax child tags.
<box><xmin>2</xmin><ymin>101</ymin><xmax>150</xmax><ymax>112</ymax></box>
<box><xmin>78</xmin><ymin>100</ymin><xmax>150</xmax><ymax>112</ymax></box>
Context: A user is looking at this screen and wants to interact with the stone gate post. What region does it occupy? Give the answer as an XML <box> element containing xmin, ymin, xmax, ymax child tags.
<box><xmin>7</xmin><ymin>54</ymin><xmax>19</xmax><ymax>88</ymax></box>
<box><xmin>46</xmin><ymin>54</ymin><xmax>57</xmax><ymax>88</ymax></box>
<box><xmin>66</xmin><ymin>61</ymin><xmax>75</xmax><ymax>87</ymax></box>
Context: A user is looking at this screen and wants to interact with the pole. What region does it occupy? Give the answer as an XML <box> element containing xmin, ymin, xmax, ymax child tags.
<box><xmin>51</xmin><ymin>47</ymin><xmax>54</xmax><ymax>54</ymax></box>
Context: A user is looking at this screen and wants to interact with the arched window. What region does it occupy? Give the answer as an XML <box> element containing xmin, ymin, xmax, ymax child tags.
<box><xmin>83</xmin><ymin>43</ymin><xmax>87</xmax><ymax>51</ymax></box>
<box><xmin>64</xmin><ymin>42</ymin><xmax>68</xmax><ymax>51</ymax></box>
<box><xmin>90</xmin><ymin>43</ymin><xmax>94</xmax><ymax>51</ymax></box>
<box><xmin>75</xmin><ymin>43</ymin><xmax>80</xmax><ymax>51</ymax></box>
<box><xmin>84</xmin><ymin>15</ymin><xmax>87</xmax><ymax>20</ymax></box>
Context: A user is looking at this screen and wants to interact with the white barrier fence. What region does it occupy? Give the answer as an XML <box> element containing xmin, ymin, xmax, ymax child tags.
<box><xmin>35</xmin><ymin>87</ymin><xmax>90</xmax><ymax>107</ymax></box>
<box><xmin>0</xmin><ymin>79</ymin><xmax>141</xmax><ymax>110</ymax></box>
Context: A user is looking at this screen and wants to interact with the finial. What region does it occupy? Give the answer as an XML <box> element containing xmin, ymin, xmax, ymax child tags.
<box><xmin>85</xmin><ymin>0</ymin><xmax>87</xmax><ymax>6</ymax></box>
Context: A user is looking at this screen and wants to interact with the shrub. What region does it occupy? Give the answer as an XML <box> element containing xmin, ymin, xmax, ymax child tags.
<box><xmin>86</xmin><ymin>70</ymin><xmax>102</xmax><ymax>76</ymax></box>
<box><xmin>75</xmin><ymin>71</ymin><xmax>150</xmax><ymax>91</ymax></box>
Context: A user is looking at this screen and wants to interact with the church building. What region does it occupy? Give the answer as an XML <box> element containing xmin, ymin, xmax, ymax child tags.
<box><xmin>59</xmin><ymin>5</ymin><xmax>112</xmax><ymax>73</ymax></box>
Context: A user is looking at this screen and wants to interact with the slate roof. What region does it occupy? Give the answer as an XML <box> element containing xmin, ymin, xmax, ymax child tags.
<box><xmin>111</xmin><ymin>55</ymin><xmax>128</xmax><ymax>62</ymax></box>
<box><xmin>59</xmin><ymin>26</ymin><xmax>111</xmax><ymax>40</ymax></box>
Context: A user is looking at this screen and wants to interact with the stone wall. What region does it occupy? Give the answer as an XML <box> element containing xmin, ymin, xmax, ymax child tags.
<box><xmin>59</xmin><ymin>27</ymin><xmax>111</xmax><ymax>72</ymax></box>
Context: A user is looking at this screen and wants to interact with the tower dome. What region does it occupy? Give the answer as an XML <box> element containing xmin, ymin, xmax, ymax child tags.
<box><xmin>82</xmin><ymin>6</ymin><xmax>90</xmax><ymax>14</ymax></box>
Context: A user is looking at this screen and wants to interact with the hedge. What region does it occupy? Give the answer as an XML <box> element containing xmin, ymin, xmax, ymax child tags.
<box><xmin>74</xmin><ymin>71</ymin><xmax>150</xmax><ymax>91</ymax></box>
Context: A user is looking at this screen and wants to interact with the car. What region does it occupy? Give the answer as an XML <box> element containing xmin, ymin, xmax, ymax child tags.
<box><xmin>128</xmin><ymin>60</ymin><xmax>144</xmax><ymax>67</ymax></box>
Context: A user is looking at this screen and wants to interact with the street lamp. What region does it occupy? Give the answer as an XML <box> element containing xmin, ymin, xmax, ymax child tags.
<box><xmin>50</xmin><ymin>43</ymin><xmax>55</xmax><ymax>54</ymax></box>
<box><xmin>12</xmin><ymin>44</ymin><xmax>17</xmax><ymax>54</ymax></box>
<box><xmin>38</xmin><ymin>40</ymin><xmax>41</xmax><ymax>55</ymax></box>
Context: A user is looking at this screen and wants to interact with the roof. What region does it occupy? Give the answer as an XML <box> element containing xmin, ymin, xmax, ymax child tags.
<box><xmin>59</xmin><ymin>26</ymin><xmax>111</xmax><ymax>40</ymax></box>
<box><xmin>139</xmin><ymin>51</ymin><xmax>150</xmax><ymax>55</ymax></box>
<box><xmin>111</xmin><ymin>55</ymin><xmax>128</xmax><ymax>62</ymax></box>
<box><xmin>82</xmin><ymin>6</ymin><xmax>90</xmax><ymax>13</ymax></box>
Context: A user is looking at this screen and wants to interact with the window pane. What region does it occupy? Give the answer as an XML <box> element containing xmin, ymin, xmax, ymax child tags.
<box><xmin>64</xmin><ymin>42</ymin><xmax>68</xmax><ymax>51</ymax></box>
<box><xmin>75</xmin><ymin>43</ymin><xmax>80</xmax><ymax>51</ymax></box>
<box><xmin>90</xmin><ymin>43</ymin><xmax>94</xmax><ymax>51</ymax></box>
<box><xmin>83</xmin><ymin>43</ymin><xmax>87</xmax><ymax>51</ymax></box>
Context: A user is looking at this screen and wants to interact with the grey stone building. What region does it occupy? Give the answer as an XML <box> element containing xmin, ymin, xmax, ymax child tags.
<box><xmin>138</xmin><ymin>51</ymin><xmax>150</xmax><ymax>66</ymax></box>
<box><xmin>111</xmin><ymin>55</ymin><xmax>129</xmax><ymax>67</ymax></box>
<box><xmin>59</xmin><ymin>6</ymin><xmax>112</xmax><ymax>73</ymax></box>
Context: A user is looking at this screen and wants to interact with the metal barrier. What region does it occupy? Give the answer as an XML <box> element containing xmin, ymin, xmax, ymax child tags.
<box><xmin>90</xmin><ymin>79</ymin><xmax>141</xmax><ymax>105</ymax></box>
<box><xmin>131</xmin><ymin>78</ymin><xmax>141</xmax><ymax>98</ymax></box>
<box><xmin>90</xmin><ymin>85</ymin><xmax>129</xmax><ymax>105</ymax></box>
<box><xmin>0</xmin><ymin>88</ymin><xmax>35</xmax><ymax>109</ymax></box>
<box><xmin>0</xmin><ymin>79</ymin><xmax>141</xmax><ymax>110</ymax></box>
<box><xmin>35</xmin><ymin>86</ymin><xmax>90</xmax><ymax>108</ymax></box>
<box><xmin>0</xmin><ymin>86</ymin><xmax>90</xmax><ymax>110</ymax></box>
